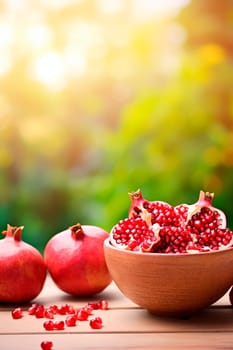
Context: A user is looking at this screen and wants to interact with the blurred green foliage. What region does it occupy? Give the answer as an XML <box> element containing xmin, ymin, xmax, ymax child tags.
<box><xmin>0</xmin><ymin>0</ymin><xmax>233</xmax><ymax>252</ymax></box>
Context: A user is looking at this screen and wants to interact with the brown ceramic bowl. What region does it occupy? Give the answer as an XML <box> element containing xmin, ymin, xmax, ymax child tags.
<box><xmin>104</xmin><ymin>238</ymin><xmax>233</xmax><ymax>317</ymax></box>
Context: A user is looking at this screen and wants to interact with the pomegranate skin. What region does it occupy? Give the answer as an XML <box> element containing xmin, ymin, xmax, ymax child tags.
<box><xmin>44</xmin><ymin>224</ymin><xmax>112</xmax><ymax>296</ymax></box>
<box><xmin>0</xmin><ymin>226</ymin><xmax>47</xmax><ymax>303</ymax></box>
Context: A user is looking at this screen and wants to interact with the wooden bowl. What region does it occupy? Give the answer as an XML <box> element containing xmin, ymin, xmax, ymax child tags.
<box><xmin>104</xmin><ymin>238</ymin><xmax>233</xmax><ymax>317</ymax></box>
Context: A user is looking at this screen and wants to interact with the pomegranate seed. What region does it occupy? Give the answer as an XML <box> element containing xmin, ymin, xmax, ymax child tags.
<box><xmin>35</xmin><ymin>305</ymin><xmax>45</xmax><ymax>318</ymax></box>
<box><xmin>12</xmin><ymin>307</ymin><xmax>23</xmax><ymax>319</ymax></box>
<box><xmin>57</xmin><ymin>304</ymin><xmax>68</xmax><ymax>315</ymax></box>
<box><xmin>44</xmin><ymin>309</ymin><xmax>54</xmax><ymax>319</ymax></box>
<box><xmin>76</xmin><ymin>308</ymin><xmax>89</xmax><ymax>321</ymax></box>
<box><xmin>28</xmin><ymin>303</ymin><xmax>39</xmax><ymax>315</ymax></box>
<box><xmin>98</xmin><ymin>300</ymin><xmax>109</xmax><ymax>310</ymax></box>
<box><xmin>66</xmin><ymin>304</ymin><xmax>75</xmax><ymax>314</ymax></box>
<box><xmin>83</xmin><ymin>304</ymin><xmax>94</xmax><ymax>314</ymax></box>
<box><xmin>40</xmin><ymin>341</ymin><xmax>53</xmax><ymax>350</ymax></box>
<box><xmin>65</xmin><ymin>315</ymin><xmax>77</xmax><ymax>327</ymax></box>
<box><xmin>43</xmin><ymin>320</ymin><xmax>55</xmax><ymax>331</ymax></box>
<box><xmin>87</xmin><ymin>302</ymin><xmax>99</xmax><ymax>310</ymax></box>
<box><xmin>49</xmin><ymin>305</ymin><xmax>58</xmax><ymax>314</ymax></box>
<box><xmin>89</xmin><ymin>317</ymin><xmax>103</xmax><ymax>329</ymax></box>
<box><xmin>53</xmin><ymin>320</ymin><xmax>65</xmax><ymax>330</ymax></box>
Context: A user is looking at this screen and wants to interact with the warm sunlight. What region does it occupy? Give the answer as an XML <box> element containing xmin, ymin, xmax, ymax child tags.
<box><xmin>31</xmin><ymin>51</ymin><xmax>65</xmax><ymax>89</ymax></box>
<box><xmin>26</xmin><ymin>23</ymin><xmax>52</xmax><ymax>50</ymax></box>
<box><xmin>0</xmin><ymin>0</ymin><xmax>190</xmax><ymax>89</ymax></box>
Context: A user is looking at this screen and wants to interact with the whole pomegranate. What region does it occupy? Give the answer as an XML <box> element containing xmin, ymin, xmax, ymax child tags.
<box><xmin>0</xmin><ymin>225</ymin><xmax>47</xmax><ymax>303</ymax></box>
<box><xmin>44</xmin><ymin>223</ymin><xmax>112</xmax><ymax>296</ymax></box>
<box><xmin>110</xmin><ymin>190</ymin><xmax>233</xmax><ymax>253</ymax></box>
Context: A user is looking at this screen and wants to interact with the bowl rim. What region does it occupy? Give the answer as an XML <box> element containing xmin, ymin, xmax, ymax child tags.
<box><xmin>104</xmin><ymin>237</ymin><xmax>233</xmax><ymax>258</ymax></box>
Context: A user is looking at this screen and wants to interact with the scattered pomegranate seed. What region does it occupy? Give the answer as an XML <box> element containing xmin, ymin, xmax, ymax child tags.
<box><xmin>66</xmin><ymin>304</ymin><xmax>75</xmax><ymax>314</ymax></box>
<box><xmin>76</xmin><ymin>308</ymin><xmax>90</xmax><ymax>321</ymax></box>
<box><xmin>65</xmin><ymin>315</ymin><xmax>77</xmax><ymax>327</ymax></box>
<box><xmin>40</xmin><ymin>340</ymin><xmax>53</xmax><ymax>350</ymax></box>
<box><xmin>43</xmin><ymin>320</ymin><xmax>55</xmax><ymax>331</ymax></box>
<box><xmin>57</xmin><ymin>304</ymin><xmax>68</xmax><ymax>315</ymax></box>
<box><xmin>53</xmin><ymin>320</ymin><xmax>65</xmax><ymax>330</ymax></box>
<box><xmin>98</xmin><ymin>300</ymin><xmax>109</xmax><ymax>310</ymax></box>
<box><xmin>28</xmin><ymin>303</ymin><xmax>39</xmax><ymax>315</ymax></box>
<box><xmin>89</xmin><ymin>316</ymin><xmax>103</xmax><ymax>329</ymax></box>
<box><xmin>83</xmin><ymin>304</ymin><xmax>94</xmax><ymax>315</ymax></box>
<box><xmin>49</xmin><ymin>305</ymin><xmax>58</xmax><ymax>314</ymax></box>
<box><xmin>12</xmin><ymin>307</ymin><xmax>23</xmax><ymax>319</ymax></box>
<box><xmin>35</xmin><ymin>305</ymin><xmax>45</xmax><ymax>318</ymax></box>
<box><xmin>44</xmin><ymin>309</ymin><xmax>55</xmax><ymax>319</ymax></box>
<box><xmin>88</xmin><ymin>302</ymin><xmax>99</xmax><ymax>310</ymax></box>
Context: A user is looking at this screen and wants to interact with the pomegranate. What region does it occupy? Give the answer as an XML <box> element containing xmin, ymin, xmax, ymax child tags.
<box><xmin>44</xmin><ymin>223</ymin><xmax>112</xmax><ymax>296</ymax></box>
<box><xmin>0</xmin><ymin>225</ymin><xmax>47</xmax><ymax>303</ymax></box>
<box><xmin>110</xmin><ymin>190</ymin><xmax>233</xmax><ymax>253</ymax></box>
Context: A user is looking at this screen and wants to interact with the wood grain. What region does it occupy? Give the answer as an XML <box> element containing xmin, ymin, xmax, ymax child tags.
<box><xmin>0</xmin><ymin>275</ymin><xmax>232</xmax><ymax>350</ymax></box>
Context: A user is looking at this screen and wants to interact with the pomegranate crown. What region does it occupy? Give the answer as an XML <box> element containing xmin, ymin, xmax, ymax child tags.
<box><xmin>2</xmin><ymin>224</ymin><xmax>24</xmax><ymax>241</ymax></box>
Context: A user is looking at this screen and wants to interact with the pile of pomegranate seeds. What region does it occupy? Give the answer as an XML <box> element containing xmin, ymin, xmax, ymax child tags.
<box><xmin>11</xmin><ymin>299</ymin><xmax>108</xmax><ymax>349</ymax></box>
<box><xmin>110</xmin><ymin>189</ymin><xmax>233</xmax><ymax>253</ymax></box>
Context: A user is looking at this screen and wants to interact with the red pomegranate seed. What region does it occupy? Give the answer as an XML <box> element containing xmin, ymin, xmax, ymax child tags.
<box><xmin>98</xmin><ymin>300</ymin><xmax>109</xmax><ymax>310</ymax></box>
<box><xmin>57</xmin><ymin>304</ymin><xmax>68</xmax><ymax>315</ymax></box>
<box><xmin>89</xmin><ymin>316</ymin><xmax>103</xmax><ymax>329</ymax></box>
<box><xmin>66</xmin><ymin>304</ymin><xmax>75</xmax><ymax>314</ymax></box>
<box><xmin>76</xmin><ymin>308</ymin><xmax>89</xmax><ymax>321</ymax></box>
<box><xmin>49</xmin><ymin>305</ymin><xmax>58</xmax><ymax>314</ymax></box>
<box><xmin>12</xmin><ymin>307</ymin><xmax>23</xmax><ymax>319</ymax></box>
<box><xmin>40</xmin><ymin>341</ymin><xmax>53</xmax><ymax>350</ymax></box>
<box><xmin>44</xmin><ymin>309</ymin><xmax>54</xmax><ymax>319</ymax></box>
<box><xmin>65</xmin><ymin>315</ymin><xmax>77</xmax><ymax>327</ymax></box>
<box><xmin>88</xmin><ymin>302</ymin><xmax>99</xmax><ymax>310</ymax></box>
<box><xmin>43</xmin><ymin>320</ymin><xmax>55</xmax><ymax>331</ymax></box>
<box><xmin>28</xmin><ymin>303</ymin><xmax>39</xmax><ymax>315</ymax></box>
<box><xmin>35</xmin><ymin>305</ymin><xmax>45</xmax><ymax>318</ymax></box>
<box><xmin>53</xmin><ymin>320</ymin><xmax>65</xmax><ymax>330</ymax></box>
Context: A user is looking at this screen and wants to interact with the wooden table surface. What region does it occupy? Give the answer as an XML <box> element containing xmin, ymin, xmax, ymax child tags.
<box><xmin>1</xmin><ymin>275</ymin><xmax>232</xmax><ymax>350</ymax></box>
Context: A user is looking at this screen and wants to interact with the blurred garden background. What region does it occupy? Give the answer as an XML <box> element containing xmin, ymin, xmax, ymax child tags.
<box><xmin>0</xmin><ymin>0</ymin><xmax>233</xmax><ymax>252</ymax></box>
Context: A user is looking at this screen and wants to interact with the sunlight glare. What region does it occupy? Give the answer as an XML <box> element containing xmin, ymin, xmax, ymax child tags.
<box><xmin>31</xmin><ymin>51</ymin><xmax>65</xmax><ymax>90</ymax></box>
<box><xmin>27</xmin><ymin>23</ymin><xmax>52</xmax><ymax>50</ymax></box>
<box><xmin>37</xmin><ymin>0</ymin><xmax>83</xmax><ymax>10</ymax></box>
<box><xmin>64</xmin><ymin>46</ymin><xmax>87</xmax><ymax>78</ymax></box>
<box><xmin>0</xmin><ymin>19</ymin><xmax>13</xmax><ymax>48</ymax></box>
<box><xmin>97</xmin><ymin>0</ymin><xmax>124</xmax><ymax>14</ymax></box>
<box><xmin>133</xmin><ymin>0</ymin><xmax>190</xmax><ymax>19</ymax></box>
<box><xmin>0</xmin><ymin>53</ymin><xmax>12</xmax><ymax>76</ymax></box>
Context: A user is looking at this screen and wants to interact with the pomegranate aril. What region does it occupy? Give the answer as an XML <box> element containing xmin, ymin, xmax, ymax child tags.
<box><xmin>53</xmin><ymin>320</ymin><xmax>65</xmax><ymax>330</ymax></box>
<box><xmin>28</xmin><ymin>303</ymin><xmax>39</xmax><ymax>315</ymax></box>
<box><xmin>44</xmin><ymin>309</ymin><xmax>54</xmax><ymax>319</ymax></box>
<box><xmin>89</xmin><ymin>316</ymin><xmax>103</xmax><ymax>329</ymax></box>
<box><xmin>57</xmin><ymin>304</ymin><xmax>69</xmax><ymax>315</ymax></box>
<box><xmin>76</xmin><ymin>308</ymin><xmax>90</xmax><ymax>321</ymax></box>
<box><xmin>12</xmin><ymin>307</ymin><xmax>23</xmax><ymax>319</ymax></box>
<box><xmin>98</xmin><ymin>300</ymin><xmax>109</xmax><ymax>310</ymax></box>
<box><xmin>66</xmin><ymin>304</ymin><xmax>75</xmax><ymax>314</ymax></box>
<box><xmin>40</xmin><ymin>341</ymin><xmax>53</xmax><ymax>350</ymax></box>
<box><xmin>88</xmin><ymin>302</ymin><xmax>100</xmax><ymax>310</ymax></box>
<box><xmin>43</xmin><ymin>320</ymin><xmax>55</xmax><ymax>331</ymax></box>
<box><xmin>49</xmin><ymin>304</ymin><xmax>58</xmax><ymax>314</ymax></box>
<box><xmin>65</xmin><ymin>315</ymin><xmax>77</xmax><ymax>327</ymax></box>
<box><xmin>35</xmin><ymin>305</ymin><xmax>45</xmax><ymax>318</ymax></box>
